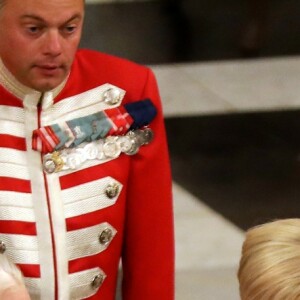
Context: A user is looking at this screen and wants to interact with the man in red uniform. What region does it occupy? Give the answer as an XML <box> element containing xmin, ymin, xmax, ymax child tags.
<box><xmin>0</xmin><ymin>0</ymin><xmax>174</xmax><ymax>299</ymax></box>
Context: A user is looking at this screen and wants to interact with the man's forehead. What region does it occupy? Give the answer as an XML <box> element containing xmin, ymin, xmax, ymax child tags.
<box><xmin>0</xmin><ymin>0</ymin><xmax>85</xmax><ymax>20</ymax></box>
<box><xmin>2</xmin><ymin>0</ymin><xmax>84</xmax><ymax>10</ymax></box>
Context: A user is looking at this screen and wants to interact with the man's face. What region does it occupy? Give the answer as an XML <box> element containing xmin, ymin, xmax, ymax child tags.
<box><xmin>0</xmin><ymin>0</ymin><xmax>84</xmax><ymax>92</ymax></box>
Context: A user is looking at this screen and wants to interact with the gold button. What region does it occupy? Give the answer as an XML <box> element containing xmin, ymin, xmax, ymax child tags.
<box><xmin>43</xmin><ymin>152</ymin><xmax>64</xmax><ymax>173</ymax></box>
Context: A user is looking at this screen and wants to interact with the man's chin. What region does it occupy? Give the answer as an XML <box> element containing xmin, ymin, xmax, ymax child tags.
<box><xmin>28</xmin><ymin>78</ymin><xmax>66</xmax><ymax>92</ymax></box>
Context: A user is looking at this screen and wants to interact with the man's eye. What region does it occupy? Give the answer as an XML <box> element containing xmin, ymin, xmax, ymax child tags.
<box><xmin>27</xmin><ymin>26</ymin><xmax>40</xmax><ymax>34</ymax></box>
<box><xmin>64</xmin><ymin>25</ymin><xmax>76</xmax><ymax>34</ymax></box>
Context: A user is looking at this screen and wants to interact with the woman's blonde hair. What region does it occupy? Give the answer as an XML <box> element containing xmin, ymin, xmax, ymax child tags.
<box><xmin>238</xmin><ymin>218</ymin><xmax>300</xmax><ymax>300</ymax></box>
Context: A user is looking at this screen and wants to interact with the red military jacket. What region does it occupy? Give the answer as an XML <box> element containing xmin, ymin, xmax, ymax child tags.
<box><xmin>0</xmin><ymin>49</ymin><xmax>174</xmax><ymax>299</ymax></box>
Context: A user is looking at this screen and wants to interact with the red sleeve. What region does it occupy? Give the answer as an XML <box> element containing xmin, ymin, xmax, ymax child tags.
<box><xmin>121</xmin><ymin>68</ymin><xmax>175</xmax><ymax>299</ymax></box>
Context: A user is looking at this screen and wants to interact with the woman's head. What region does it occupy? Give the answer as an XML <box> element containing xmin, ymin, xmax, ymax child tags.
<box><xmin>238</xmin><ymin>219</ymin><xmax>300</xmax><ymax>300</ymax></box>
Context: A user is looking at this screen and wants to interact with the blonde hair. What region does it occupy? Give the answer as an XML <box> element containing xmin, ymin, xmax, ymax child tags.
<box><xmin>238</xmin><ymin>219</ymin><xmax>300</xmax><ymax>300</ymax></box>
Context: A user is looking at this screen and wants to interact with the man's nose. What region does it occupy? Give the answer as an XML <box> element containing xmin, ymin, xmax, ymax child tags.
<box><xmin>43</xmin><ymin>30</ymin><xmax>62</xmax><ymax>56</ymax></box>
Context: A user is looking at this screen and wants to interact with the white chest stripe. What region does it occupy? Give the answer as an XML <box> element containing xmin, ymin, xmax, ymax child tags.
<box><xmin>0</xmin><ymin>191</ymin><xmax>32</xmax><ymax>207</ymax></box>
<box><xmin>70</xmin><ymin>267</ymin><xmax>106</xmax><ymax>300</ymax></box>
<box><xmin>0</xmin><ymin>234</ymin><xmax>38</xmax><ymax>251</ymax></box>
<box><xmin>0</xmin><ymin>206</ymin><xmax>35</xmax><ymax>222</ymax></box>
<box><xmin>0</xmin><ymin>120</ymin><xmax>25</xmax><ymax>137</ymax></box>
<box><xmin>7</xmin><ymin>248</ymin><xmax>39</xmax><ymax>265</ymax></box>
<box><xmin>62</xmin><ymin>176</ymin><xmax>120</xmax><ymax>203</ymax></box>
<box><xmin>64</xmin><ymin>193</ymin><xmax>117</xmax><ymax>219</ymax></box>
<box><xmin>0</xmin><ymin>105</ymin><xmax>24</xmax><ymax>123</ymax></box>
<box><xmin>0</xmin><ymin>234</ymin><xmax>38</xmax><ymax>264</ymax></box>
<box><xmin>67</xmin><ymin>222</ymin><xmax>117</xmax><ymax>261</ymax></box>
<box><xmin>41</xmin><ymin>84</ymin><xmax>125</xmax><ymax>126</ymax></box>
<box><xmin>61</xmin><ymin>177</ymin><xmax>122</xmax><ymax>219</ymax></box>
<box><xmin>0</xmin><ymin>162</ymin><xmax>30</xmax><ymax>180</ymax></box>
<box><xmin>25</xmin><ymin>267</ymin><xmax>106</xmax><ymax>300</ymax></box>
<box><xmin>0</xmin><ymin>148</ymin><xmax>27</xmax><ymax>166</ymax></box>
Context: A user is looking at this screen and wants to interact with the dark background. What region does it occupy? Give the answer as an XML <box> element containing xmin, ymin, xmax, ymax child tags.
<box><xmin>82</xmin><ymin>0</ymin><xmax>300</xmax><ymax>230</ymax></box>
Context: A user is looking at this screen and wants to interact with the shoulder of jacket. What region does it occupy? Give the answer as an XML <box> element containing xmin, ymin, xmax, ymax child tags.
<box><xmin>75</xmin><ymin>49</ymin><xmax>151</xmax><ymax>74</ymax></box>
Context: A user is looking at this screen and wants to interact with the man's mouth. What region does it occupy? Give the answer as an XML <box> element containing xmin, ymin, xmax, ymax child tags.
<box><xmin>38</xmin><ymin>64</ymin><xmax>60</xmax><ymax>69</ymax></box>
<box><xmin>35</xmin><ymin>64</ymin><xmax>62</xmax><ymax>76</ymax></box>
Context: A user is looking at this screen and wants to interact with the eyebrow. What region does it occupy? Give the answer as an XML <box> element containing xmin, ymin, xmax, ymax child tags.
<box><xmin>20</xmin><ymin>14</ymin><xmax>82</xmax><ymax>24</ymax></box>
